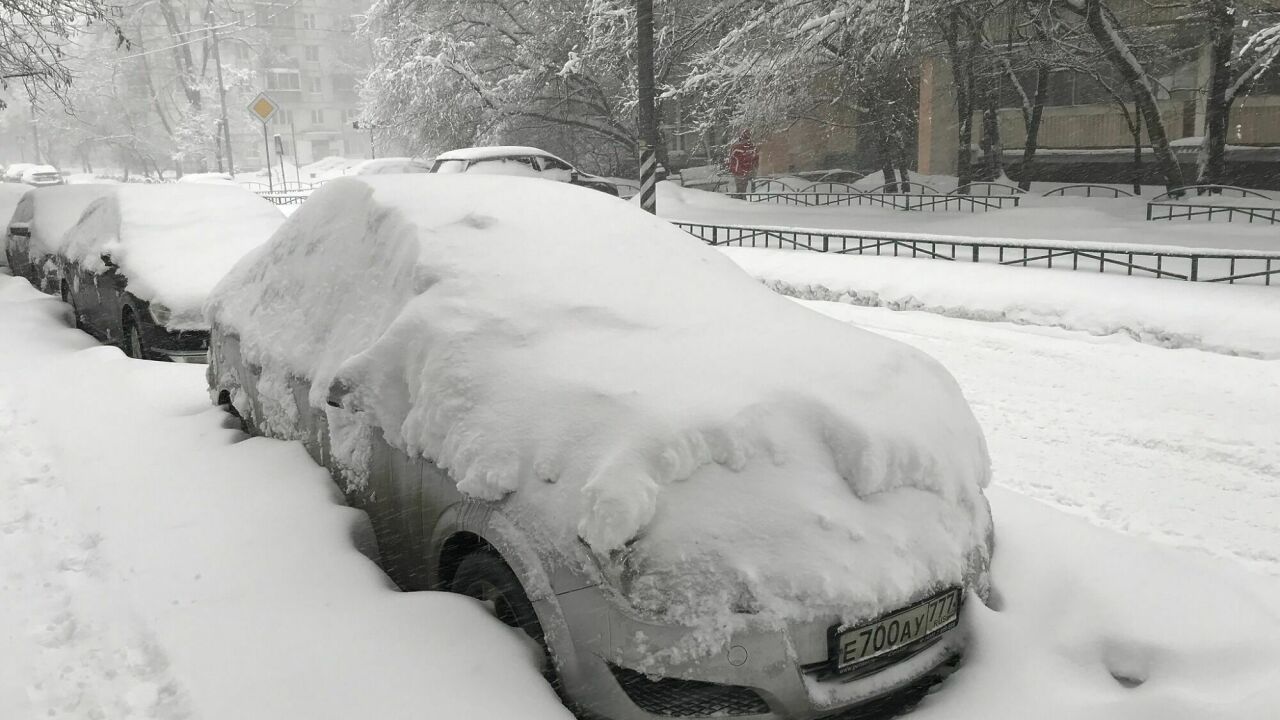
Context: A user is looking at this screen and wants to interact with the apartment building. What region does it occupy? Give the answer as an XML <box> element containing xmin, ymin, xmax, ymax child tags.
<box><xmin>225</xmin><ymin>0</ymin><xmax>375</xmax><ymax>170</ymax></box>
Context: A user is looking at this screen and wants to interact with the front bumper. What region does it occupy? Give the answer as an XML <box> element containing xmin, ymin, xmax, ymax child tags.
<box><xmin>554</xmin><ymin>586</ymin><xmax>967</xmax><ymax>720</ymax></box>
<box><xmin>158</xmin><ymin>349</ymin><xmax>209</xmax><ymax>364</ymax></box>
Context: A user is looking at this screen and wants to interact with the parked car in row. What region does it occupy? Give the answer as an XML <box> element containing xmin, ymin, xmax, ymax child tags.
<box><xmin>57</xmin><ymin>184</ymin><xmax>284</xmax><ymax>361</ymax></box>
<box><xmin>431</xmin><ymin>146</ymin><xmax>620</xmax><ymax>196</ymax></box>
<box><xmin>4</xmin><ymin>184</ymin><xmax>118</xmax><ymax>293</ymax></box>
<box><xmin>2</xmin><ymin>163</ymin><xmax>35</xmax><ymax>183</ymax></box>
<box><xmin>0</xmin><ymin>184</ymin><xmax>29</xmax><ymax>267</ymax></box>
<box><xmin>22</xmin><ymin>165</ymin><xmax>65</xmax><ymax>187</ymax></box>
<box><xmin>206</xmin><ymin>174</ymin><xmax>993</xmax><ymax>720</ymax></box>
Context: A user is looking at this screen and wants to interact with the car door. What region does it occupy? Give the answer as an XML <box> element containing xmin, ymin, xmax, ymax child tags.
<box><xmin>91</xmin><ymin>260</ymin><xmax>130</xmax><ymax>344</ymax></box>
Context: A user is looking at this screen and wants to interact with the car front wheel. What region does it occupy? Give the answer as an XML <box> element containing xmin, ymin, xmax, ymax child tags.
<box><xmin>451</xmin><ymin>551</ymin><xmax>556</xmax><ymax>683</ymax></box>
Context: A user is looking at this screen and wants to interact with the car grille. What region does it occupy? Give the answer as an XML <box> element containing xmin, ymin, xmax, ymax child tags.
<box><xmin>608</xmin><ymin>665</ymin><xmax>770</xmax><ymax>717</ymax></box>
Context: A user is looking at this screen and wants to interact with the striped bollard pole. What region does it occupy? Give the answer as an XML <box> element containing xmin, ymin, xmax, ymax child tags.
<box><xmin>639</xmin><ymin>144</ymin><xmax>657</xmax><ymax>214</ymax></box>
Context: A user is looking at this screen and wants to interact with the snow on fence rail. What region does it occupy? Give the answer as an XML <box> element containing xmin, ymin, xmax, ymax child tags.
<box><xmin>1146</xmin><ymin>185</ymin><xmax>1280</xmax><ymax>224</ymax></box>
<box><xmin>673</xmin><ymin>220</ymin><xmax>1280</xmax><ymax>286</ymax></box>
<box><xmin>741</xmin><ymin>191</ymin><xmax>1020</xmax><ymax>212</ymax></box>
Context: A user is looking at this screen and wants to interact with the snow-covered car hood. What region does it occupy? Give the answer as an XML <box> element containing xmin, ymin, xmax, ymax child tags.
<box><xmin>63</xmin><ymin>184</ymin><xmax>285</xmax><ymax>329</ymax></box>
<box><xmin>207</xmin><ymin>175</ymin><xmax>992</xmax><ymax>630</ymax></box>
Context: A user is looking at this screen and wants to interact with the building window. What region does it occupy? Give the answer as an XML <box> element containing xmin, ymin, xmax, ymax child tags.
<box><xmin>302</xmin><ymin>12</ymin><xmax>316</xmax><ymax>29</ymax></box>
<box><xmin>234</xmin><ymin>43</ymin><xmax>250</xmax><ymax>61</ymax></box>
<box><xmin>266</xmin><ymin>69</ymin><xmax>301</xmax><ymax>91</ymax></box>
<box><xmin>272</xmin><ymin>110</ymin><xmax>294</xmax><ymax>126</ymax></box>
<box><xmin>304</xmin><ymin>45</ymin><xmax>320</xmax><ymax>62</ymax></box>
<box><xmin>309</xmin><ymin>76</ymin><xmax>323</xmax><ymax>93</ymax></box>
<box><xmin>310</xmin><ymin>109</ymin><xmax>325</xmax><ymax>125</ymax></box>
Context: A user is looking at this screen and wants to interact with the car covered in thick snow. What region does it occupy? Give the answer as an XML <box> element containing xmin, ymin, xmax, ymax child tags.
<box><xmin>205</xmin><ymin>175</ymin><xmax>993</xmax><ymax>720</ymax></box>
<box><xmin>4</xmin><ymin>184</ymin><xmax>118</xmax><ymax>293</ymax></box>
<box><xmin>22</xmin><ymin>165</ymin><xmax>65</xmax><ymax>187</ymax></box>
<box><xmin>431</xmin><ymin>146</ymin><xmax>620</xmax><ymax>196</ymax></box>
<box><xmin>349</xmin><ymin>157</ymin><xmax>434</xmax><ymax>175</ymax></box>
<box><xmin>2</xmin><ymin>163</ymin><xmax>35</xmax><ymax>183</ymax></box>
<box><xmin>59</xmin><ymin>184</ymin><xmax>284</xmax><ymax>362</ymax></box>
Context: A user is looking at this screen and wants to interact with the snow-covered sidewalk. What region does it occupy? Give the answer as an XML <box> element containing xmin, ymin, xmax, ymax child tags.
<box><xmin>0</xmin><ymin>277</ymin><xmax>568</xmax><ymax>720</ymax></box>
<box><xmin>722</xmin><ymin>247</ymin><xmax>1280</xmax><ymax>358</ymax></box>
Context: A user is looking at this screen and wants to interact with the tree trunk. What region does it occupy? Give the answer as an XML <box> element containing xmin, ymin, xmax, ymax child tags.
<box><xmin>1081</xmin><ymin>0</ymin><xmax>1184</xmax><ymax>189</ymax></box>
<box><xmin>1131</xmin><ymin>124</ymin><xmax>1143</xmax><ymax>195</ymax></box>
<box><xmin>943</xmin><ymin>12</ymin><xmax>976</xmax><ymax>192</ymax></box>
<box><xmin>1197</xmin><ymin>0</ymin><xmax>1236</xmax><ymax>185</ymax></box>
<box><xmin>1018</xmin><ymin>65</ymin><xmax>1049</xmax><ymax>191</ymax></box>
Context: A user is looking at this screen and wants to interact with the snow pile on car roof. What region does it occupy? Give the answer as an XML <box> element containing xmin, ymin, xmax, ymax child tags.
<box><xmin>209</xmin><ymin>175</ymin><xmax>992</xmax><ymax>629</ymax></box>
<box><xmin>63</xmin><ymin>184</ymin><xmax>284</xmax><ymax>328</ymax></box>
<box><xmin>27</xmin><ymin>184</ymin><xmax>119</xmax><ymax>254</ymax></box>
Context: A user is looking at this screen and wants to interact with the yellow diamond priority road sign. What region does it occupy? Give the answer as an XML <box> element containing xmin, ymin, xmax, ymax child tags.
<box><xmin>247</xmin><ymin>92</ymin><xmax>279</xmax><ymax>123</ymax></box>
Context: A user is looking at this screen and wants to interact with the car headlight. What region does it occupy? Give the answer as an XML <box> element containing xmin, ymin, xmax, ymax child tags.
<box><xmin>149</xmin><ymin>303</ymin><xmax>172</xmax><ymax>326</ymax></box>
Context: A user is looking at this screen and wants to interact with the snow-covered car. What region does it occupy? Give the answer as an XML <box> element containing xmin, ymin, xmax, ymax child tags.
<box><xmin>431</xmin><ymin>146</ymin><xmax>620</xmax><ymax>196</ymax></box>
<box><xmin>0</xmin><ymin>183</ymin><xmax>30</xmax><ymax>267</ymax></box>
<box><xmin>4</xmin><ymin>184</ymin><xmax>118</xmax><ymax>293</ymax></box>
<box><xmin>3</xmin><ymin>163</ymin><xmax>35</xmax><ymax>183</ymax></box>
<box><xmin>349</xmin><ymin>157</ymin><xmax>433</xmax><ymax>175</ymax></box>
<box><xmin>59</xmin><ymin>184</ymin><xmax>285</xmax><ymax>362</ymax></box>
<box><xmin>206</xmin><ymin>175</ymin><xmax>993</xmax><ymax>720</ymax></box>
<box><xmin>22</xmin><ymin>165</ymin><xmax>65</xmax><ymax>187</ymax></box>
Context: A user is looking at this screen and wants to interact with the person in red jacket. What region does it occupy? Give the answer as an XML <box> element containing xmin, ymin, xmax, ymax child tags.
<box><xmin>726</xmin><ymin>129</ymin><xmax>760</xmax><ymax>197</ymax></box>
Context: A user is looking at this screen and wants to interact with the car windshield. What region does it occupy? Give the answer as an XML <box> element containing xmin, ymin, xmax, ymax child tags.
<box><xmin>431</xmin><ymin>159</ymin><xmax>468</xmax><ymax>174</ymax></box>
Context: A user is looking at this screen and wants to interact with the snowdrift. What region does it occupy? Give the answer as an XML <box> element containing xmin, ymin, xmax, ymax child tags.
<box><xmin>62</xmin><ymin>184</ymin><xmax>284</xmax><ymax>329</ymax></box>
<box><xmin>208</xmin><ymin>175</ymin><xmax>993</xmax><ymax>627</ymax></box>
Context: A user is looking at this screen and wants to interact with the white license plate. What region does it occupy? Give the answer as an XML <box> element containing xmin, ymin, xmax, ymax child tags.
<box><xmin>833</xmin><ymin>588</ymin><xmax>961</xmax><ymax>671</ymax></box>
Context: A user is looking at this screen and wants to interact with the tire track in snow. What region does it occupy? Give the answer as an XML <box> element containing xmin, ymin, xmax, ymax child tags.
<box><xmin>0</xmin><ymin>395</ymin><xmax>192</xmax><ymax>720</ymax></box>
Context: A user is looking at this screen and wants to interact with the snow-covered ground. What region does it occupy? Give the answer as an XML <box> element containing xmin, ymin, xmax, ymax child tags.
<box><xmin>657</xmin><ymin>182</ymin><xmax>1280</xmax><ymax>254</ymax></box>
<box><xmin>0</xmin><ymin>276</ymin><xmax>569</xmax><ymax>720</ymax></box>
<box><xmin>3</xmin><ymin>246</ymin><xmax>1279</xmax><ymax>719</ymax></box>
<box><xmin>723</xmin><ymin>247</ymin><xmax>1280</xmax><ymax>359</ymax></box>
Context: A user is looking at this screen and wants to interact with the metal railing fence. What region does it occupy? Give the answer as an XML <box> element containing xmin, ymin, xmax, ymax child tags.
<box><xmin>674</xmin><ymin>220</ymin><xmax>1279</xmax><ymax>286</ymax></box>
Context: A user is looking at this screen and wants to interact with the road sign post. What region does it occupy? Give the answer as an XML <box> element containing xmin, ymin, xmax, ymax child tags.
<box><xmin>247</xmin><ymin>92</ymin><xmax>280</xmax><ymax>192</ymax></box>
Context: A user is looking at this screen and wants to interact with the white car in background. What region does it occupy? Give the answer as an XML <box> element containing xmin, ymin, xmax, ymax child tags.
<box><xmin>3</xmin><ymin>163</ymin><xmax>36</xmax><ymax>183</ymax></box>
<box><xmin>206</xmin><ymin>174</ymin><xmax>993</xmax><ymax>720</ymax></box>
<box><xmin>431</xmin><ymin>146</ymin><xmax>620</xmax><ymax>196</ymax></box>
<box><xmin>349</xmin><ymin>157</ymin><xmax>433</xmax><ymax>175</ymax></box>
<box><xmin>21</xmin><ymin>165</ymin><xmax>64</xmax><ymax>187</ymax></box>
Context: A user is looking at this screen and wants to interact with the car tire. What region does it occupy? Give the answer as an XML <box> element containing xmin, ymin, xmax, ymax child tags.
<box><xmin>451</xmin><ymin>551</ymin><xmax>558</xmax><ymax>683</ymax></box>
<box><xmin>123</xmin><ymin>312</ymin><xmax>146</xmax><ymax>360</ymax></box>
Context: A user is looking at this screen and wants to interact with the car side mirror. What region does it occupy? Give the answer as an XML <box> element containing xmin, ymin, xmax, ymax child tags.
<box><xmin>8</xmin><ymin>224</ymin><xmax>29</xmax><ymax>237</ymax></box>
<box><xmin>100</xmin><ymin>253</ymin><xmax>117</xmax><ymax>270</ymax></box>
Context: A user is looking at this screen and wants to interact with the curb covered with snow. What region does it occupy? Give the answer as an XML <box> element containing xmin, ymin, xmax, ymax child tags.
<box><xmin>720</xmin><ymin>247</ymin><xmax>1280</xmax><ymax>359</ymax></box>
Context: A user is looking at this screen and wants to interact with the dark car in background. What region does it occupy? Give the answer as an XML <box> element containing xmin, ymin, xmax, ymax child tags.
<box><xmin>4</xmin><ymin>184</ymin><xmax>117</xmax><ymax>294</ymax></box>
<box><xmin>57</xmin><ymin>183</ymin><xmax>283</xmax><ymax>361</ymax></box>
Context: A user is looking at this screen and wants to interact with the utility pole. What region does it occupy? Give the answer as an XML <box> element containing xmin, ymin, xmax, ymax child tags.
<box><xmin>30</xmin><ymin>105</ymin><xmax>42</xmax><ymax>164</ymax></box>
<box><xmin>636</xmin><ymin>0</ymin><xmax>658</xmax><ymax>213</ymax></box>
<box><xmin>290</xmin><ymin>122</ymin><xmax>301</xmax><ymax>186</ymax></box>
<box><xmin>209</xmin><ymin>11</ymin><xmax>235</xmax><ymax>176</ymax></box>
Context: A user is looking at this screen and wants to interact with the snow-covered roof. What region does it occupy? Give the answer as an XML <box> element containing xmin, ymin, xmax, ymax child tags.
<box><xmin>21</xmin><ymin>184</ymin><xmax>119</xmax><ymax>254</ymax></box>
<box><xmin>63</xmin><ymin>184</ymin><xmax>284</xmax><ymax>329</ymax></box>
<box><xmin>350</xmin><ymin>157</ymin><xmax>433</xmax><ymax>175</ymax></box>
<box><xmin>435</xmin><ymin>145</ymin><xmax>560</xmax><ymax>162</ymax></box>
<box><xmin>208</xmin><ymin>175</ymin><xmax>992</xmax><ymax>630</ymax></box>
